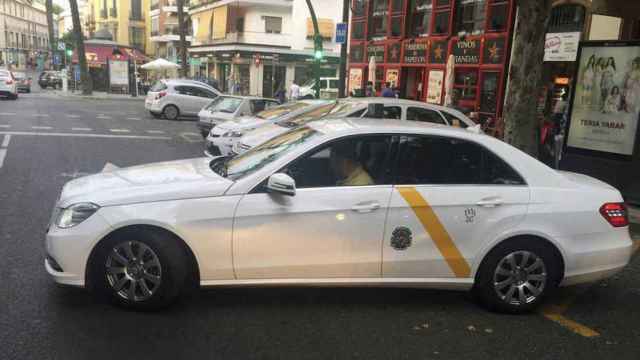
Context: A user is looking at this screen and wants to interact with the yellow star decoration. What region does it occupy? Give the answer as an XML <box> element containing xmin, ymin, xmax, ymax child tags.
<box><xmin>434</xmin><ymin>45</ymin><xmax>443</xmax><ymax>61</ymax></box>
<box><xmin>488</xmin><ymin>42</ymin><xmax>500</xmax><ymax>62</ymax></box>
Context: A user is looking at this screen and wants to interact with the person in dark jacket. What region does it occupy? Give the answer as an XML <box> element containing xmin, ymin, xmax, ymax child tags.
<box><xmin>381</xmin><ymin>82</ymin><xmax>395</xmax><ymax>97</ymax></box>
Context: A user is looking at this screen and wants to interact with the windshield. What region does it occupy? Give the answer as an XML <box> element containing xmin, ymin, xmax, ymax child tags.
<box><xmin>277</xmin><ymin>101</ymin><xmax>366</xmax><ymax>127</ymax></box>
<box><xmin>254</xmin><ymin>102</ymin><xmax>311</xmax><ymax>120</ymax></box>
<box><xmin>220</xmin><ymin>126</ymin><xmax>321</xmax><ymax>180</ymax></box>
<box><xmin>206</xmin><ymin>97</ymin><xmax>242</xmax><ymax>113</ymax></box>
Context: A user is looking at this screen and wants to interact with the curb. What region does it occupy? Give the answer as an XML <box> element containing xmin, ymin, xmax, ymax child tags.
<box><xmin>30</xmin><ymin>92</ymin><xmax>145</xmax><ymax>102</ymax></box>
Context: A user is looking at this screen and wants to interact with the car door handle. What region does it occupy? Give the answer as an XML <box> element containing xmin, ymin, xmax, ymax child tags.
<box><xmin>351</xmin><ymin>201</ymin><xmax>381</xmax><ymax>213</ymax></box>
<box><xmin>476</xmin><ymin>197</ymin><xmax>503</xmax><ymax>208</ymax></box>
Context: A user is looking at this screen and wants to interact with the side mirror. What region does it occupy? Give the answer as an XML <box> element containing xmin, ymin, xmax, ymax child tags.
<box><xmin>267</xmin><ymin>173</ymin><xmax>296</xmax><ymax>196</ymax></box>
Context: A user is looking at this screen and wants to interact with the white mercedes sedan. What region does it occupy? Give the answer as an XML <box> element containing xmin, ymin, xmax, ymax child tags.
<box><xmin>45</xmin><ymin>119</ymin><xmax>633</xmax><ymax>313</ymax></box>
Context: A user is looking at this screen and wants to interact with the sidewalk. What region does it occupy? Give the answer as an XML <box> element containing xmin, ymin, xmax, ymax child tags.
<box><xmin>33</xmin><ymin>90</ymin><xmax>145</xmax><ymax>102</ymax></box>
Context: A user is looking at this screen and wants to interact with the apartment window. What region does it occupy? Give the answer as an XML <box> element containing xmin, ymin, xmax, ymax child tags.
<box><xmin>130</xmin><ymin>27</ymin><xmax>144</xmax><ymax>50</ymax></box>
<box><xmin>487</xmin><ymin>0</ymin><xmax>508</xmax><ymax>31</ymax></box>
<box><xmin>130</xmin><ymin>0</ymin><xmax>142</xmax><ymax>20</ymax></box>
<box><xmin>454</xmin><ymin>0</ymin><xmax>485</xmax><ymax>34</ymax></box>
<box><xmin>433</xmin><ymin>1</ymin><xmax>451</xmax><ymax>35</ymax></box>
<box><xmin>151</xmin><ymin>17</ymin><xmax>159</xmax><ymax>35</ymax></box>
<box><xmin>548</xmin><ymin>4</ymin><xmax>584</xmax><ymax>33</ymax></box>
<box><xmin>264</xmin><ymin>16</ymin><xmax>282</xmax><ymax>34</ymax></box>
<box><xmin>392</xmin><ymin>0</ymin><xmax>404</xmax><ymax>13</ymax></box>
<box><xmin>370</xmin><ymin>0</ymin><xmax>389</xmax><ymax>38</ymax></box>
<box><xmin>236</xmin><ymin>17</ymin><xmax>244</xmax><ymax>32</ymax></box>
<box><xmin>352</xmin><ymin>21</ymin><xmax>365</xmax><ymax>39</ymax></box>
<box><xmin>408</xmin><ymin>0</ymin><xmax>432</xmax><ymax>36</ymax></box>
<box><xmin>391</xmin><ymin>16</ymin><xmax>402</xmax><ymax>37</ymax></box>
<box><xmin>353</xmin><ymin>0</ymin><xmax>366</xmax><ymax>18</ymax></box>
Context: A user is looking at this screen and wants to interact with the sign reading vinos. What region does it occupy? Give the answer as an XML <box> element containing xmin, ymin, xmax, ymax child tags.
<box><xmin>453</xmin><ymin>39</ymin><xmax>480</xmax><ymax>64</ymax></box>
<box><xmin>403</xmin><ymin>42</ymin><xmax>427</xmax><ymax>64</ymax></box>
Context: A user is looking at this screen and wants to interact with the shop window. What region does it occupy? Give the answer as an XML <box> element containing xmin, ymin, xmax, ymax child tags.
<box><xmin>487</xmin><ymin>0</ymin><xmax>508</xmax><ymax>32</ymax></box>
<box><xmin>454</xmin><ymin>69</ymin><xmax>478</xmax><ymax>100</ymax></box>
<box><xmin>479</xmin><ymin>72</ymin><xmax>498</xmax><ymax>113</ymax></box>
<box><xmin>408</xmin><ymin>0</ymin><xmax>432</xmax><ymax>37</ymax></box>
<box><xmin>353</xmin><ymin>0</ymin><xmax>366</xmax><ymax>18</ymax></box>
<box><xmin>352</xmin><ymin>21</ymin><xmax>365</xmax><ymax>39</ymax></box>
<box><xmin>433</xmin><ymin>10</ymin><xmax>450</xmax><ymax>34</ymax></box>
<box><xmin>392</xmin><ymin>0</ymin><xmax>404</xmax><ymax>13</ymax></box>
<box><xmin>391</xmin><ymin>16</ymin><xmax>403</xmax><ymax>37</ymax></box>
<box><xmin>375</xmin><ymin>68</ymin><xmax>385</xmax><ymax>91</ymax></box>
<box><xmin>454</xmin><ymin>0</ymin><xmax>486</xmax><ymax>35</ymax></box>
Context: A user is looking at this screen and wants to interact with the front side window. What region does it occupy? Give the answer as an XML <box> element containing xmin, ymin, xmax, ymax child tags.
<box><xmin>364</xmin><ymin>105</ymin><xmax>402</xmax><ymax>119</ymax></box>
<box><xmin>394</xmin><ymin>136</ymin><xmax>525</xmax><ymax>185</ymax></box>
<box><xmin>406</xmin><ymin>107</ymin><xmax>446</xmax><ymax>124</ymax></box>
<box><xmin>281</xmin><ymin>136</ymin><xmax>393</xmax><ymax>188</ymax></box>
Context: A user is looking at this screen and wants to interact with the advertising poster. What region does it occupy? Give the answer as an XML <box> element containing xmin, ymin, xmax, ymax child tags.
<box><xmin>426</xmin><ymin>70</ymin><xmax>444</xmax><ymax>104</ymax></box>
<box><xmin>348</xmin><ymin>68</ymin><xmax>363</xmax><ymax>95</ymax></box>
<box><xmin>544</xmin><ymin>32</ymin><xmax>581</xmax><ymax>62</ymax></box>
<box><xmin>110</xmin><ymin>60</ymin><xmax>129</xmax><ymax>86</ymax></box>
<box><xmin>386</xmin><ymin>69</ymin><xmax>399</xmax><ymax>88</ymax></box>
<box><xmin>567</xmin><ymin>43</ymin><xmax>640</xmax><ymax>155</ymax></box>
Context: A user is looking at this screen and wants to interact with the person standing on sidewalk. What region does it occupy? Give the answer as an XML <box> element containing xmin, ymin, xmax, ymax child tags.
<box><xmin>289</xmin><ymin>81</ymin><xmax>300</xmax><ymax>101</ymax></box>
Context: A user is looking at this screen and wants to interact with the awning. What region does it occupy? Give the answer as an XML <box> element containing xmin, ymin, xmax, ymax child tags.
<box><xmin>73</xmin><ymin>44</ymin><xmax>149</xmax><ymax>67</ymax></box>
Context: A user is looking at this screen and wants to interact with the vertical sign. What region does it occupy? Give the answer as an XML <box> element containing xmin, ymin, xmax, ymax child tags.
<box><xmin>109</xmin><ymin>60</ymin><xmax>129</xmax><ymax>86</ymax></box>
<box><xmin>336</xmin><ymin>23</ymin><xmax>347</xmax><ymax>44</ymax></box>
<box><xmin>426</xmin><ymin>70</ymin><xmax>444</xmax><ymax>104</ymax></box>
<box><xmin>348</xmin><ymin>68</ymin><xmax>363</xmax><ymax>95</ymax></box>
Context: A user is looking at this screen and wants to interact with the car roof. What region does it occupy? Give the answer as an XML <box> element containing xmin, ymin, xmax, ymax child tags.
<box><xmin>307</xmin><ymin>117</ymin><xmax>474</xmax><ymax>138</ymax></box>
<box><xmin>164</xmin><ymin>79</ymin><xmax>217</xmax><ymax>89</ymax></box>
<box><xmin>218</xmin><ymin>95</ymin><xmax>277</xmax><ymax>101</ymax></box>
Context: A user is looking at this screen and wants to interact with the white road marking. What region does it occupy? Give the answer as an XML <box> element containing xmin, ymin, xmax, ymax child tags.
<box><xmin>31</xmin><ymin>126</ymin><xmax>53</xmax><ymax>130</ymax></box>
<box><xmin>0</xmin><ymin>149</ymin><xmax>6</xmax><ymax>168</ymax></box>
<box><xmin>1</xmin><ymin>134</ymin><xmax>10</xmax><ymax>147</ymax></box>
<box><xmin>97</xmin><ymin>115</ymin><xmax>112</xmax><ymax>119</ymax></box>
<box><xmin>72</xmin><ymin>127</ymin><xmax>92</xmax><ymax>131</ymax></box>
<box><xmin>109</xmin><ymin>129</ymin><xmax>131</xmax><ymax>133</ymax></box>
<box><xmin>32</xmin><ymin>114</ymin><xmax>49</xmax><ymax>117</ymax></box>
<box><xmin>0</xmin><ymin>112</ymin><xmax>16</xmax><ymax>116</ymax></box>
<box><xmin>0</xmin><ymin>124</ymin><xmax>10</xmax><ymax>128</ymax></box>
<box><xmin>66</xmin><ymin>114</ymin><xmax>81</xmax><ymax>118</ymax></box>
<box><xmin>146</xmin><ymin>130</ymin><xmax>165</xmax><ymax>134</ymax></box>
<box><xmin>126</xmin><ymin>117</ymin><xmax>142</xmax><ymax>121</ymax></box>
<box><xmin>0</xmin><ymin>131</ymin><xmax>171</xmax><ymax>140</ymax></box>
<box><xmin>180</xmin><ymin>132</ymin><xmax>203</xmax><ymax>143</ymax></box>
<box><xmin>102</xmin><ymin>162</ymin><xmax>120</xmax><ymax>172</ymax></box>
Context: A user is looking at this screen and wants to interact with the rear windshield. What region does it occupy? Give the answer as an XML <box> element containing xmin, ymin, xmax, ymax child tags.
<box><xmin>150</xmin><ymin>81</ymin><xmax>167</xmax><ymax>92</ymax></box>
<box><xmin>206</xmin><ymin>97</ymin><xmax>243</xmax><ymax>113</ymax></box>
<box><xmin>13</xmin><ymin>72</ymin><xmax>25</xmax><ymax>79</ymax></box>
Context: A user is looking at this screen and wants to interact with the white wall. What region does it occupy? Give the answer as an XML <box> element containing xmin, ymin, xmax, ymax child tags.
<box><xmin>290</xmin><ymin>0</ymin><xmax>342</xmax><ymax>53</ymax></box>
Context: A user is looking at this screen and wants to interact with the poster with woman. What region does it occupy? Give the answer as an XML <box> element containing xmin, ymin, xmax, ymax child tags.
<box><xmin>568</xmin><ymin>42</ymin><xmax>640</xmax><ymax>156</ymax></box>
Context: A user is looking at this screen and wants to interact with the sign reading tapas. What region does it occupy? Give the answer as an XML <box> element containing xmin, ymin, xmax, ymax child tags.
<box><xmin>453</xmin><ymin>39</ymin><xmax>480</xmax><ymax>64</ymax></box>
<box><xmin>403</xmin><ymin>42</ymin><xmax>427</xmax><ymax>64</ymax></box>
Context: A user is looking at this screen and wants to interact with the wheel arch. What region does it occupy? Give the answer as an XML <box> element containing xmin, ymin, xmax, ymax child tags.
<box><xmin>85</xmin><ymin>224</ymin><xmax>200</xmax><ymax>291</ymax></box>
<box><xmin>472</xmin><ymin>232</ymin><xmax>566</xmax><ymax>283</ymax></box>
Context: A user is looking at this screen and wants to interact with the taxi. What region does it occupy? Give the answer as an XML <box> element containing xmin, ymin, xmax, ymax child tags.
<box><xmin>45</xmin><ymin>119</ymin><xmax>633</xmax><ymax>312</ymax></box>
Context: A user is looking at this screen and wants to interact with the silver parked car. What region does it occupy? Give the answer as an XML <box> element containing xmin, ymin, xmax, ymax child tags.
<box><xmin>197</xmin><ymin>95</ymin><xmax>280</xmax><ymax>137</ymax></box>
<box><xmin>145</xmin><ymin>79</ymin><xmax>222</xmax><ymax>120</ymax></box>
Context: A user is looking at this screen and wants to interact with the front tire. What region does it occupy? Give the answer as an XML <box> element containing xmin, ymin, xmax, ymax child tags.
<box><xmin>88</xmin><ymin>229</ymin><xmax>188</xmax><ymax>310</ymax></box>
<box><xmin>473</xmin><ymin>238</ymin><xmax>561</xmax><ymax>314</ymax></box>
<box><xmin>163</xmin><ymin>105</ymin><xmax>180</xmax><ymax>121</ymax></box>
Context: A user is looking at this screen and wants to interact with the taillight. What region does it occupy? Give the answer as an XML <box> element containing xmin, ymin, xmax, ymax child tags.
<box><xmin>599</xmin><ymin>203</ymin><xmax>628</xmax><ymax>227</ymax></box>
<box><xmin>5</xmin><ymin>79</ymin><xmax>13</xmax><ymax>85</ymax></box>
<box><xmin>156</xmin><ymin>91</ymin><xmax>167</xmax><ymax>99</ymax></box>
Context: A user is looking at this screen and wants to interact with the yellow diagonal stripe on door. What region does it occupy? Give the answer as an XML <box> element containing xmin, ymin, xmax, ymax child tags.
<box><xmin>397</xmin><ymin>187</ymin><xmax>471</xmax><ymax>278</ymax></box>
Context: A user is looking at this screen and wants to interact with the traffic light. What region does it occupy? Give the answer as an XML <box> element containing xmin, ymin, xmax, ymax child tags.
<box><xmin>313</xmin><ymin>35</ymin><xmax>323</xmax><ymax>60</ymax></box>
<box><xmin>66</xmin><ymin>49</ymin><xmax>73</xmax><ymax>57</ymax></box>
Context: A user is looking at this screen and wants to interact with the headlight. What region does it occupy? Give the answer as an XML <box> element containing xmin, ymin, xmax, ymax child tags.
<box><xmin>56</xmin><ymin>203</ymin><xmax>100</xmax><ymax>228</ymax></box>
<box><xmin>223</xmin><ymin>131</ymin><xmax>244</xmax><ymax>138</ymax></box>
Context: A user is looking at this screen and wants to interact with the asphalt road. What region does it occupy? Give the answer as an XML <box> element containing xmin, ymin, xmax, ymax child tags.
<box><xmin>1</xmin><ymin>91</ymin><xmax>640</xmax><ymax>360</ymax></box>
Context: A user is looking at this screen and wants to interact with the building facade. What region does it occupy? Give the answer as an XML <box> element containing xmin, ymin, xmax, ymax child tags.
<box><xmin>148</xmin><ymin>0</ymin><xmax>192</xmax><ymax>61</ymax></box>
<box><xmin>0</xmin><ymin>0</ymin><xmax>49</xmax><ymax>69</ymax></box>
<box><xmin>348</xmin><ymin>0</ymin><xmax>515</xmax><ymax>123</ymax></box>
<box><xmin>88</xmin><ymin>0</ymin><xmax>153</xmax><ymax>55</ymax></box>
<box><xmin>188</xmin><ymin>0</ymin><xmax>343</xmax><ymax>97</ymax></box>
<box><xmin>58</xmin><ymin>0</ymin><xmax>91</xmax><ymax>38</ymax></box>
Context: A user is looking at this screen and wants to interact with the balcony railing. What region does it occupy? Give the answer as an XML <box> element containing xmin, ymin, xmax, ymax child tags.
<box><xmin>130</xmin><ymin>14</ymin><xmax>144</xmax><ymax>21</ymax></box>
<box><xmin>193</xmin><ymin>31</ymin><xmax>291</xmax><ymax>48</ymax></box>
<box><xmin>151</xmin><ymin>30</ymin><xmax>160</xmax><ymax>36</ymax></box>
<box><xmin>109</xmin><ymin>7</ymin><xmax>117</xmax><ymax>17</ymax></box>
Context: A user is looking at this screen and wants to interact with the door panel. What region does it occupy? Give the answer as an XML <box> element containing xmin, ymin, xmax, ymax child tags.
<box><xmin>234</xmin><ymin>186</ymin><xmax>393</xmax><ymax>279</ymax></box>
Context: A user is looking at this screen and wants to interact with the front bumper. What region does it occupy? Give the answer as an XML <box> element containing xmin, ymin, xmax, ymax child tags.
<box><xmin>197</xmin><ymin>122</ymin><xmax>213</xmax><ymax>137</ymax></box>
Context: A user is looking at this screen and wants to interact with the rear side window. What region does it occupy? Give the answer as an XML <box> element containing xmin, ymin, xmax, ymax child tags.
<box><xmin>441</xmin><ymin>111</ymin><xmax>470</xmax><ymax>128</ymax></box>
<box><xmin>394</xmin><ymin>136</ymin><xmax>525</xmax><ymax>185</ymax></box>
<box><xmin>406</xmin><ymin>107</ymin><xmax>446</xmax><ymax>125</ymax></box>
<box><xmin>150</xmin><ymin>81</ymin><xmax>167</xmax><ymax>92</ymax></box>
<box><xmin>363</xmin><ymin>105</ymin><xmax>402</xmax><ymax>119</ymax></box>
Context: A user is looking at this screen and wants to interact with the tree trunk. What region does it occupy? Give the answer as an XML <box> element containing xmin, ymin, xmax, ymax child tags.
<box><xmin>502</xmin><ymin>0</ymin><xmax>553</xmax><ymax>157</ymax></box>
<box><xmin>69</xmin><ymin>0</ymin><xmax>92</xmax><ymax>95</ymax></box>
<box><xmin>177</xmin><ymin>0</ymin><xmax>188</xmax><ymax>78</ymax></box>
<box><xmin>45</xmin><ymin>0</ymin><xmax>56</xmax><ymax>68</ymax></box>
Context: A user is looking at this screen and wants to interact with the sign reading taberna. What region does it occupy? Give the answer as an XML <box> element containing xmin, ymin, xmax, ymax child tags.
<box><xmin>567</xmin><ymin>41</ymin><xmax>640</xmax><ymax>156</ymax></box>
<box><xmin>453</xmin><ymin>39</ymin><xmax>480</xmax><ymax>64</ymax></box>
<box><xmin>403</xmin><ymin>42</ymin><xmax>427</xmax><ymax>64</ymax></box>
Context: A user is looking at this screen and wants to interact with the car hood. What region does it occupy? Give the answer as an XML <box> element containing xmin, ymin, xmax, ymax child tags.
<box><xmin>58</xmin><ymin>158</ymin><xmax>233</xmax><ymax>207</ymax></box>
<box><xmin>240</xmin><ymin>124</ymin><xmax>288</xmax><ymax>147</ymax></box>
<box><xmin>198</xmin><ymin>110</ymin><xmax>235</xmax><ymax>123</ymax></box>
<box><xmin>211</xmin><ymin>117</ymin><xmax>269</xmax><ymax>135</ymax></box>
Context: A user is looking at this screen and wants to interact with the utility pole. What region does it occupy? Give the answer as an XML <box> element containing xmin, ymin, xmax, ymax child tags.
<box><xmin>305</xmin><ymin>0</ymin><xmax>323</xmax><ymax>99</ymax></box>
<box><xmin>338</xmin><ymin>0</ymin><xmax>349</xmax><ymax>98</ymax></box>
<box><xmin>177</xmin><ymin>0</ymin><xmax>189</xmax><ymax>78</ymax></box>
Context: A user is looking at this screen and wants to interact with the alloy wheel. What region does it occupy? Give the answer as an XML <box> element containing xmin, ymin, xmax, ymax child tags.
<box><xmin>493</xmin><ymin>250</ymin><xmax>547</xmax><ymax>306</ymax></box>
<box><xmin>105</xmin><ymin>241</ymin><xmax>162</xmax><ymax>302</ymax></box>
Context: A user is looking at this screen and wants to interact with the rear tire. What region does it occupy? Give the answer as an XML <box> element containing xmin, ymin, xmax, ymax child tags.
<box><xmin>473</xmin><ymin>238</ymin><xmax>561</xmax><ymax>314</ymax></box>
<box><xmin>88</xmin><ymin>229</ymin><xmax>188</xmax><ymax>310</ymax></box>
<box><xmin>163</xmin><ymin>105</ymin><xmax>180</xmax><ymax>121</ymax></box>
<box><xmin>149</xmin><ymin>111</ymin><xmax>161</xmax><ymax>119</ymax></box>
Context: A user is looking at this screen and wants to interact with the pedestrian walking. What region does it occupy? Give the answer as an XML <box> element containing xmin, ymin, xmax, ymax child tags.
<box><xmin>381</xmin><ymin>82</ymin><xmax>395</xmax><ymax>98</ymax></box>
<box><xmin>275</xmin><ymin>84</ymin><xmax>286</xmax><ymax>104</ymax></box>
<box><xmin>290</xmin><ymin>81</ymin><xmax>300</xmax><ymax>101</ymax></box>
<box><xmin>365</xmin><ymin>81</ymin><xmax>374</xmax><ymax>97</ymax></box>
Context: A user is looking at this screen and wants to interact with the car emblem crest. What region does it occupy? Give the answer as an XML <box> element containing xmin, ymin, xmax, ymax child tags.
<box><xmin>391</xmin><ymin>226</ymin><xmax>412</xmax><ymax>250</ymax></box>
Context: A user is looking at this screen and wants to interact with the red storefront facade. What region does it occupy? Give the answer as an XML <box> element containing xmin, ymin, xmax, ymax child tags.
<box><xmin>348</xmin><ymin>0</ymin><xmax>516</xmax><ymax>123</ymax></box>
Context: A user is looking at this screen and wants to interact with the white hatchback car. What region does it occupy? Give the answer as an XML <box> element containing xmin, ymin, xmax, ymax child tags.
<box><xmin>197</xmin><ymin>96</ymin><xmax>280</xmax><ymax>137</ymax></box>
<box><xmin>233</xmin><ymin>97</ymin><xmax>475</xmax><ymax>155</ymax></box>
<box><xmin>145</xmin><ymin>79</ymin><xmax>221</xmax><ymax>120</ymax></box>
<box><xmin>0</xmin><ymin>69</ymin><xmax>18</xmax><ymax>100</ymax></box>
<box><xmin>45</xmin><ymin>119</ymin><xmax>633</xmax><ymax>312</ymax></box>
